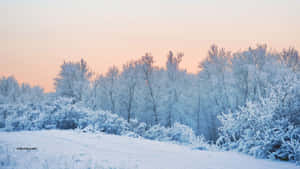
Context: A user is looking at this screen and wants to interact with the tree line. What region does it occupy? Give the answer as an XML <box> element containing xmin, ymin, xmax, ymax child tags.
<box><xmin>1</xmin><ymin>44</ymin><xmax>299</xmax><ymax>141</ymax></box>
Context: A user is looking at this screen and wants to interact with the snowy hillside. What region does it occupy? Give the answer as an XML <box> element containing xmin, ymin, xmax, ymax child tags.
<box><xmin>0</xmin><ymin>130</ymin><xmax>297</xmax><ymax>169</ymax></box>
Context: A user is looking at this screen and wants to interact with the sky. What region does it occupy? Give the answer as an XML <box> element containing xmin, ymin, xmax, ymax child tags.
<box><xmin>0</xmin><ymin>0</ymin><xmax>300</xmax><ymax>92</ymax></box>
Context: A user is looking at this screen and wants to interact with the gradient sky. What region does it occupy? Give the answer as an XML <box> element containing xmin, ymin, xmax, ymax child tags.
<box><xmin>1</xmin><ymin>0</ymin><xmax>300</xmax><ymax>92</ymax></box>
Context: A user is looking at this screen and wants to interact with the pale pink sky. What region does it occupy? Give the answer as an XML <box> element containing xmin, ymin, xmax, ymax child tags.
<box><xmin>1</xmin><ymin>0</ymin><xmax>300</xmax><ymax>92</ymax></box>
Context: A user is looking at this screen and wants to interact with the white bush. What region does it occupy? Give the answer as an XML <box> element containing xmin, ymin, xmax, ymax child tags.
<box><xmin>217</xmin><ymin>76</ymin><xmax>300</xmax><ymax>162</ymax></box>
<box><xmin>167</xmin><ymin>123</ymin><xmax>196</xmax><ymax>144</ymax></box>
<box><xmin>1</xmin><ymin>97</ymin><xmax>204</xmax><ymax>145</ymax></box>
<box><xmin>89</xmin><ymin>111</ymin><xmax>130</xmax><ymax>135</ymax></box>
<box><xmin>143</xmin><ymin>124</ymin><xmax>169</xmax><ymax>141</ymax></box>
<box><xmin>143</xmin><ymin>123</ymin><xmax>197</xmax><ymax>144</ymax></box>
<box><xmin>0</xmin><ymin>97</ymin><xmax>131</xmax><ymax>135</ymax></box>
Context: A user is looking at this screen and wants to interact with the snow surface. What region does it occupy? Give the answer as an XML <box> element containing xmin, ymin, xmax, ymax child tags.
<box><xmin>0</xmin><ymin>130</ymin><xmax>298</xmax><ymax>169</ymax></box>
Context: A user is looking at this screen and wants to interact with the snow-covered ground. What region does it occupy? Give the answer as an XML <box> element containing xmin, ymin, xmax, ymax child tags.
<box><xmin>0</xmin><ymin>130</ymin><xmax>298</xmax><ymax>169</ymax></box>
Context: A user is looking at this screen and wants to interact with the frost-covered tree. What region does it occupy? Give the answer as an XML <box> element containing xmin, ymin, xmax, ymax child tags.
<box><xmin>105</xmin><ymin>66</ymin><xmax>119</xmax><ymax>114</ymax></box>
<box><xmin>198</xmin><ymin>45</ymin><xmax>231</xmax><ymax>141</ymax></box>
<box><xmin>119</xmin><ymin>61</ymin><xmax>140</xmax><ymax>122</ymax></box>
<box><xmin>0</xmin><ymin>75</ymin><xmax>45</xmax><ymax>106</ymax></box>
<box><xmin>163</xmin><ymin>51</ymin><xmax>183</xmax><ymax>127</ymax></box>
<box><xmin>19</xmin><ymin>83</ymin><xmax>44</xmax><ymax>103</ymax></box>
<box><xmin>280</xmin><ymin>47</ymin><xmax>300</xmax><ymax>72</ymax></box>
<box><xmin>193</xmin><ymin>72</ymin><xmax>211</xmax><ymax>137</ymax></box>
<box><xmin>139</xmin><ymin>53</ymin><xmax>160</xmax><ymax>125</ymax></box>
<box><xmin>54</xmin><ymin>59</ymin><xmax>92</xmax><ymax>102</ymax></box>
<box><xmin>0</xmin><ymin>76</ymin><xmax>20</xmax><ymax>104</ymax></box>
<box><xmin>91</xmin><ymin>66</ymin><xmax>120</xmax><ymax>114</ymax></box>
<box><xmin>231</xmin><ymin>45</ymin><xmax>279</xmax><ymax>105</ymax></box>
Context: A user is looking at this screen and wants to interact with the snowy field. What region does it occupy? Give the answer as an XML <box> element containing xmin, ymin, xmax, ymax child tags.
<box><xmin>0</xmin><ymin>130</ymin><xmax>298</xmax><ymax>169</ymax></box>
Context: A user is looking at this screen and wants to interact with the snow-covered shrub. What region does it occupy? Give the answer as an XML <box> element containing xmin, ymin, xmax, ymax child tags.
<box><xmin>134</xmin><ymin>122</ymin><xmax>147</xmax><ymax>136</ymax></box>
<box><xmin>0</xmin><ymin>96</ymin><xmax>135</xmax><ymax>136</ymax></box>
<box><xmin>167</xmin><ymin>123</ymin><xmax>196</xmax><ymax>144</ymax></box>
<box><xmin>55</xmin><ymin>106</ymin><xmax>86</xmax><ymax>129</ymax></box>
<box><xmin>82</xmin><ymin>110</ymin><xmax>130</xmax><ymax>135</ymax></box>
<box><xmin>143</xmin><ymin>123</ymin><xmax>197</xmax><ymax>144</ymax></box>
<box><xmin>0</xmin><ymin>105</ymin><xmax>10</xmax><ymax>128</ymax></box>
<box><xmin>143</xmin><ymin>124</ymin><xmax>169</xmax><ymax>141</ymax></box>
<box><xmin>1</xmin><ymin>103</ymin><xmax>44</xmax><ymax>131</ymax></box>
<box><xmin>0</xmin><ymin>97</ymin><xmax>81</xmax><ymax>131</ymax></box>
<box><xmin>124</xmin><ymin>131</ymin><xmax>140</xmax><ymax>138</ymax></box>
<box><xmin>128</xmin><ymin>119</ymin><xmax>140</xmax><ymax>130</ymax></box>
<box><xmin>218</xmin><ymin>75</ymin><xmax>300</xmax><ymax>162</ymax></box>
<box><xmin>268</xmin><ymin>126</ymin><xmax>300</xmax><ymax>161</ymax></box>
<box><xmin>192</xmin><ymin>135</ymin><xmax>216</xmax><ymax>151</ymax></box>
